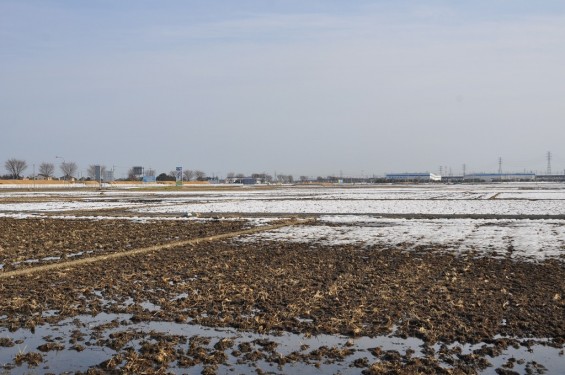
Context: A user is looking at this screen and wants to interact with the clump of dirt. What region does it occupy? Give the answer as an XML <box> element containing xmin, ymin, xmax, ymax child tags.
<box><xmin>0</xmin><ymin>337</ymin><xmax>14</xmax><ymax>347</ymax></box>
<box><xmin>37</xmin><ymin>342</ymin><xmax>65</xmax><ymax>352</ymax></box>
<box><xmin>14</xmin><ymin>351</ymin><xmax>43</xmax><ymax>367</ymax></box>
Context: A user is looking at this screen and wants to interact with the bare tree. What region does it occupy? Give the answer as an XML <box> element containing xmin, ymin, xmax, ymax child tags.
<box><xmin>127</xmin><ymin>168</ymin><xmax>138</xmax><ymax>181</ymax></box>
<box><xmin>235</xmin><ymin>173</ymin><xmax>245</xmax><ymax>178</ymax></box>
<box><xmin>60</xmin><ymin>161</ymin><xmax>78</xmax><ymax>180</ymax></box>
<box><xmin>38</xmin><ymin>162</ymin><xmax>55</xmax><ymax>178</ymax></box>
<box><xmin>4</xmin><ymin>158</ymin><xmax>27</xmax><ymax>179</ymax></box>
<box><xmin>299</xmin><ymin>176</ymin><xmax>309</xmax><ymax>182</ymax></box>
<box><xmin>87</xmin><ymin>165</ymin><xmax>107</xmax><ymax>180</ymax></box>
<box><xmin>195</xmin><ymin>170</ymin><xmax>206</xmax><ymax>181</ymax></box>
<box><xmin>183</xmin><ymin>169</ymin><xmax>195</xmax><ymax>181</ymax></box>
<box><xmin>277</xmin><ymin>174</ymin><xmax>294</xmax><ymax>183</ymax></box>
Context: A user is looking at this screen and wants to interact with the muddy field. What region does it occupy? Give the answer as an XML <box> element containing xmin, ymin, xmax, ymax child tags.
<box><xmin>1</xmin><ymin>185</ymin><xmax>564</xmax><ymax>374</ymax></box>
<box><xmin>0</xmin><ymin>218</ymin><xmax>250</xmax><ymax>272</ymax></box>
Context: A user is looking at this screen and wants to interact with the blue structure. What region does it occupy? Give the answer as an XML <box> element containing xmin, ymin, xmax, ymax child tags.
<box><xmin>464</xmin><ymin>173</ymin><xmax>535</xmax><ymax>182</ymax></box>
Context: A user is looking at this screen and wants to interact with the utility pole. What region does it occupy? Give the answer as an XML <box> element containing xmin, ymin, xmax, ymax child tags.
<box><xmin>547</xmin><ymin>151</ymin><xmax>552</xmax><ymax>175</ymax></box>
<box><xmin>462</xmin><ymin>164</ymin><xmax>466</xmax><ymax>177</ymax></box>
<box><xmin>498</xmin><ymin>157</ymin><xmax>502</xmax><ymax>174</ymax></box>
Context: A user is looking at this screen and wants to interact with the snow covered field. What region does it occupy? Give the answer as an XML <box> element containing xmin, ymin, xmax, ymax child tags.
<box><xmin>1</xmin><ymin>183</ymin><xmax>564</xmax><ymax>261</ymax></box>
<box><xmin>243</xmin><ymin>216</ymin><xmax>565</xmax><ymax>261</ymax></box>
<box><xmin>136</xmin><ymin>197</ymin><xmax>565</xmax><ymax>216</ymax></box>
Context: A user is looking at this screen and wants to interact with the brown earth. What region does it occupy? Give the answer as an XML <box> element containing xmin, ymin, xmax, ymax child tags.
<box><xmin>0</xmin><ymin>217</ymin><xmax>248</xmax><ymax>271</ymax></box>
<box><xmin>0</xmin><ymin>217</ymin><xmax>564</xmax><ymax>373</ymax></box>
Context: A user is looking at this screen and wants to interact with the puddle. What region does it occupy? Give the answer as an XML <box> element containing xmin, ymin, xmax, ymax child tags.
<box><xmin>0</xmin><ymin>313</ymin><xmax>562</xmax><ymax>374</ymax></box>
<box><xmin>139</xmin><ymin>301</ymin><xmax>160</xmax><ymax>312</ymax></box>
<box><xmin>434</xmin><ymin>339</ymin><xmax>564</xmax><ymax>374</ymax></box>
<box><xmin>172</xmin><ymin>293</ymin><xmax>189</xmax><ymax>301</ymax></box>
<box><xmin>41</xmin><ymin>256</ymin><xmax>61</xmax><ymax>262</ymax></box>
<box><xmin>41</xmin><ymin>310</ymin><xmax>60</xmax><ymax>318</ymax></box>
<box><xmin>12</xmin><ymin>259</ymin><xmax>40</xmax><ymax>266</ymax></box>
<box><xmin>7</xmin><ymin>252</ymin><xmax>101</xmax><ymax>272</ymax></box>
<box><xmin>67</xmin><ymin>250</ymin><xmax>95</xmax><ymax>258</ymax></box>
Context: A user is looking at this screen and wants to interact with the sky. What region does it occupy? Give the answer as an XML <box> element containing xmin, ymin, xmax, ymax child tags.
<box><xmin>2</xmin><ymin>0</ymin><xmax>565</xmax><ymax>179</ymax></box>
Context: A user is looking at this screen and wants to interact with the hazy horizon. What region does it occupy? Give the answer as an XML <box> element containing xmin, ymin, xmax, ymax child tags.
<box><xmin>2</xmin><ymin>1</ymin><xmax>565</xmax><ymax>179</ymax></box>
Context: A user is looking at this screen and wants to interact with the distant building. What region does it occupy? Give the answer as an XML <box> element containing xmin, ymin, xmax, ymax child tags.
<box><xmin>104</xmin><ymin>170</ymin><xmax>114</xmax><ymax>182</ymax></box>
<box><xmin>463</xmin><ymin>173</ymin><xmax>535</xmax><ymax>182</ymax></box>
<box><xmin>241</xmin><ymin>177</ymin><xmax>258</xmax><ymax>185</ymax></box>
<box><xmin>226</xmin><ymin>177</ymin><xmax>258</xmax><ymax>185</ymax></box>
<box><xmin>535</xmin><ymin>174</ymin><xmax>565</xmax><ymax>182</ymax></box>
<box><xmin>385</xmin><ymin>173</ymin><xmax>441</xmax><ymax>182</ymax></box>
<box><xmin>441</xmin><ymin>175</ymin><xmax>464</xmax><ymax>183</ymax></box>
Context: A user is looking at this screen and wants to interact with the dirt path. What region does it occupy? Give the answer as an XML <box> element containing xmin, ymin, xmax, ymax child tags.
<box><xmin>0</xmin><ymin>218</ymin><xmax>313</xmax><ymax>279</ymax></box>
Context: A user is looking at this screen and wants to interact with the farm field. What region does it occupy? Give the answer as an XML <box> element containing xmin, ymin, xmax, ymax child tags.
<box><xmin>0</xmin><ymin>183</ymin><xmax>564</xmax><ymax>374</ymax></box>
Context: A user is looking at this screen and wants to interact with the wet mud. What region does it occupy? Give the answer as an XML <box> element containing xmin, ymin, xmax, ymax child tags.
<box><xmin>0</xmin><ymin>217</ymin><xmax>248</xmax><ymax>272</ymax></box>
<box><xmin>0</xmin><ymin>218</ymin><xmax>564</xmax><ymax>373</ymax></box>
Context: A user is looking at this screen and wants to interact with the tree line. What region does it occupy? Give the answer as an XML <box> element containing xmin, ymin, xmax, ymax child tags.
<box><xmin>154</xmin><ymin>169</ymin><xmax>208</xmax><ymax>182</ymax></box>
<box><xmin>2</xmin><ymin>158</ymin><xmax>211</xmax><ymax>182</ymax></box>
<box><xmin>3</xmin><ymin>158</ymin><xmax>78</xmax><ymax>180</ymax></box>
<box><xmin>3</xmin><ymin>158</ymin><xmax>300</xmax><ymax>183</ymax></box>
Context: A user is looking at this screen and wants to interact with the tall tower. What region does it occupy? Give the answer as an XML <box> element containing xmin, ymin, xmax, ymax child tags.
<box><xmin>462</xmin><ymin>164</ymin><xmax>466</xmax><ymax>177</ymax></box>
<box><xmin>547</xmin><ymin>151</ymin><xmax>552</xmax><ymax>175</ymax></box>
<box><xmin>498</xmin><ymin>157</ymin><xmax>502</xmax><ymax>174</ymax></box>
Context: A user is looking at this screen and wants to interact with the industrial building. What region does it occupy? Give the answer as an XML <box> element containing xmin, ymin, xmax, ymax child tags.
<box><xmin>385</xmin><ymin>173</ymin><xmax>442</xmax><ymax>182</ymax></box>
<box><xmin>463</xmin><ymin>173</ymin><xmax>535</xmax><ymax>182</ymax></box>
<box><xmin>226</xmin><ymin>177</ymin><xmax>260</xmax><ymax>185</ymax></box>
<box><xmin>535</xmin><ymin>174</ymin><xmax>565</xmax><ymax>182</ymax></box>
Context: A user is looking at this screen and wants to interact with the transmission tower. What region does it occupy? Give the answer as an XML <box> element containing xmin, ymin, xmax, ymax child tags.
<box><xmin>498</xmin><ymin>157</ymin><xmax>502</xmax><ymax>174</ymax></box>
<box><xmin>462</xmin><ymin>164</ymin><xmax>466</xmax><ymax>177</ymax></box>
<box><xmin>547</xmin><ymin>151</ymin><xmax>552</xmax><ymax>175</ymax></box>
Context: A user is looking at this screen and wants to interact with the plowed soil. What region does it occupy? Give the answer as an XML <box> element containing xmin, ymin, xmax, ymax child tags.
<box><xmin>0</xmin><ymin>217</ymin><xmax>564</xmax><ymax>373</ymax></box>
<box><xmin>0</xmin><ymin>217</ymin><xmax>247</xmax><ymax>271</ymax></box>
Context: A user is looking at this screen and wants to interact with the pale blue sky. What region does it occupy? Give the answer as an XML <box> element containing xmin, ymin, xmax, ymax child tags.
<box><xmin>2</xmin><ymin>1</ymin><xmax>565</xmax><ymax>178</ymax></box>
